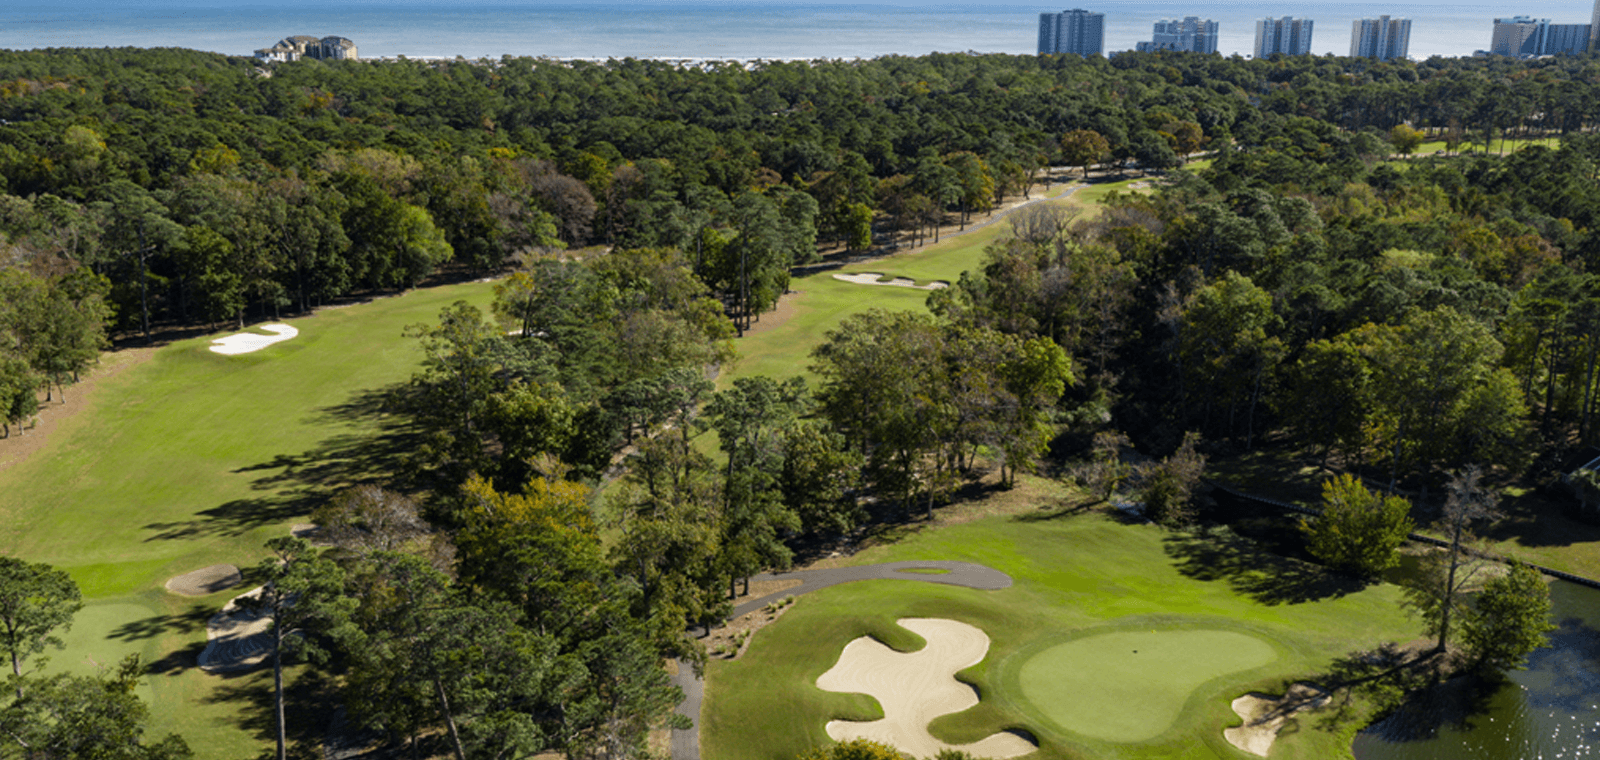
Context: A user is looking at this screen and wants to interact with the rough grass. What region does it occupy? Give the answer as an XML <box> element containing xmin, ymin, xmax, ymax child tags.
<box><xmin>0</xmin><ymin>281</ymin><xmax>495</xmax><ymax>758</ymax></box>
<box><xmin>703</xmin><ymin>504</ymin><xmax>1418</xmax><ymax>760</ymax></box>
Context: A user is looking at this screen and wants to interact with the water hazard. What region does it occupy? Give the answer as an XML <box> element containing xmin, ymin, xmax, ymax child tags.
<box><xmin>1353</xmin><ymin>579</ymin><xmax>1600</xmax><ymax>760</ymax></box>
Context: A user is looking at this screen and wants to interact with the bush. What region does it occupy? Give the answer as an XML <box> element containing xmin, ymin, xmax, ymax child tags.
<box><xmin>1302</xmin><ymin>474</ymin><xmax>1413</xmax><ymax>577</ymax></box>
<box><xmin>1138</xmin><ymin>432</ymin><xmax>1205</xmax><ymax>527</ymax></box>
<box><xmin>1462</xmin><ymin>561</ymin><xmax>1555</xmax><ymax>673</ymax></box>
<box><xmin>798</xmin><ymin>739</ymin><xmax>909</xmax><ymax>760</ymax></box>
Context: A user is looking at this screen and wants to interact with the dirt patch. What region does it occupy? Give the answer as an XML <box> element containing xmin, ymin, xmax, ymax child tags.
<box><xmin>0</xmin><ymin>346</ymin><xmax>157</xmax><ymax>475</ymax></box>
<box><xmin>817</xmin><ymin>617</ymin><xmax>1035</xmax><ymax>759</ymax></box>
<box><xmin>165</xmin><ymin>564</ymin><xmax>243</xmax><ymax>597</ymax></box>
<box><xmin>1223</xmin><ymin>682</ymin><xmax>1329</xmax><ymax>758</ymax></box>
<box><xmin>706</xmin><ymin>580</ymin><xmax>803</xmax><ymax>658</ymax></box>
<box><xmin>740</xmin><ymin>290</ymin><xmax>805</xmax><ymax>339</ymax></box>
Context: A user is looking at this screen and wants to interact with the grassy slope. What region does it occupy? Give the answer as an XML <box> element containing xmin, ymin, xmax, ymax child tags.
<box><xmin>704</xmin><ymin>503</ymin><xmax>1416</xmax><ymax>760</ymax></box>
<box><xmin>0</xmin><ymin>281</ymin><xmax>494</xmax><ymax>756</ymax></box>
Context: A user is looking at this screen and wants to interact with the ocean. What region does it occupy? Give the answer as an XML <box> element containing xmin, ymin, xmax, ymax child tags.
<box><xmin>0</xmin><ymin>0</ymin><xmax>1595</xmax><ymax>62</ymax></box>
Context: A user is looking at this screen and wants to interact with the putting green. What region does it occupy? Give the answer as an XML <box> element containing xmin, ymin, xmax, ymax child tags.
<box><xmin>1016</xmin><ymin>629</ymin><xmax>1276</xmax><ymax>743</ymax></box>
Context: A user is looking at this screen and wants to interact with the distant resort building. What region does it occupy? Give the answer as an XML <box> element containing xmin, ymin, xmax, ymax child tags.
<box><xmin>1254</xmin><ymin>16</ymin><xmax>1314</xmax><ymax>57</ymax></box>
<box><xmin>254</xmin><ymin>35</ymin><xmax>358</xmax><ymax>63</ymax></box>
<box><xmin>1038</xmin><ymin>9</ymin><xmax>1105</xmax><ymax>56</ymax></box>
<box><xmin>1489</xmin><ymin>17</ymin><xmax>1590</xmax><ymax>57</ymax></box>
<box><xmin>1135</xmin><ymin>17</ymin><xmax>1219</xmax><ymax>53</ymax></box>
<box><xmin>1350</xmin><ymin>15</ymin><xmax>1411</xmax><ymax>60</ymax></box>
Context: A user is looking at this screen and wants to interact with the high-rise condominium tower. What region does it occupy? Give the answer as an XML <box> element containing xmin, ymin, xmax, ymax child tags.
<box><xmin>1255</xmin><ymin>17</ymin><xmax>1314</xmax><ymax>57</ymax></box>
<box><xmin>1487</xmin><ymin>16</ymin><xmax>1592</xmax><ymax>56</ymax></box>
<box><xmin>1592</xmin><ymin>0</ymin><xmax>1600</xmax><ymax>52</ymax></box>
<box><xmin>1136</xmin><ymin>17</ymin><xmax>1220</xmax><ymax>53</ymax></box>
<box><xmin>1039</xmin><ymin>9</ymin><xmax>1105</xmax><ymax>56</ymax></box>
<box><xmin>1491</xmin><ymin>16</ymin><xmax>1545</xmax><ymax>57</ymax></box>
<box><xmin>1350</xmin><ymin>16</ymin><xmax>1411</xmax><ymax>59</ymax></box>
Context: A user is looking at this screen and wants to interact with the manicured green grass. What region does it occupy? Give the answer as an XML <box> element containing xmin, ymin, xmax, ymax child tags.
<box><xmin>703</xmin><ymin>510</ymin><xmax>1417</xmax><ymax>760</ymax></box>
<box><xmin>0</xmin><ymin>281</ymin><xmax>495</xmax><ymax>758</ymax></box>
<box><xmin>725</xmin><ymin>275</ymin><xmax>928</xmax><ymax>387</ymax></box>
<box><xmin>1411</xmin><ymin>136</ymin><xmax>1561</xmax><ymax>156</ymax></box>
<box><xmin>1016</xmin><ymin>629</ymin><xmax>1275</xmax><ymax>743</ymax></box>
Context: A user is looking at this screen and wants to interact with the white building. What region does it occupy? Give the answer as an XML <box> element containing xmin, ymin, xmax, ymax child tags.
<box><xmin>1038</xmin><ymin>9</ymin><xmax>1105</xmax><ymax>56</ymax></box>
<box><xmin>1350</xmin><ymin>16</ymin><xmax>1411</xmax><ymax>59</ymax></box>
<box><xmin>1255</xmin><ymin>17</ymin><xmax>1314</xmax><ymax>57</ymax></box>
<box><xmin>254</xmin><ymin>35</ymin><xmax>359</xmax><ymax>63</ymax></box>
<box><xmin>1136</xmin><ymin>17</ymin><xmax>1219</xmax><ymax>54</ymax></box>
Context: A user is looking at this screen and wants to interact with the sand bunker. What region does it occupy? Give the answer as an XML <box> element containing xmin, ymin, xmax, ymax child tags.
<box><xmin>816</xmin><ymin>618</ymin><xmax>1035</xmax><ymax>759</ymax></box>
<box><xmin>164</xmin><ymin>564</ymin><xmax>242</xmax><ymax>597</ymax></box>
<box><xmin>198</xmin><ymin>586</ymin><xmax>273</xmax><ymax>673</ymax></box>
<box><xmin>209</xmin><ymin>323</ymin><xmax>299</xmax><ymax>355</ymax></box>
<box><xmin>832</xmin><ymin>273</ymin><xmax>949</xmax><ymax>290</ymax></box>
<box><xmin>1223</xmin><ymin>683</ymin><xmax>1329</xmax><ymax>758</ymax></box>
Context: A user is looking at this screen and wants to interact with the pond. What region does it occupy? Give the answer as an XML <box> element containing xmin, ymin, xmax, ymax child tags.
<box><xmin>1352</xmin><ymin>579</ymin><xmax>1600</xmax><ymax>759</ymax></box>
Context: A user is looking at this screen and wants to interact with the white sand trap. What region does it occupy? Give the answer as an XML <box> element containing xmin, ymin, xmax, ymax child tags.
<box><xmin>817</xmin><ymin>618</ymin><xmax>1035</xmax><ymax>759</ymax></box>
<box><xmin>1223</xmin><ymin>683</ymin><xmax>1329</xmax><ymax>758</ymax></box>
<box><xmin>832</xmin><ymin>273</ymin><xmax>949</xmax><ymax>290</ymax></box>
<box><xmin>164</xmin><ymin>564</ymin><xmax>241</xmax><ymax>597</ymax></box>
<box><xmin>209</xmin><ymin>323</ymin><xmax>298</xmax><ymax>355</ymax></box>
<box><xmin>198</xmin><ymin>586</ymin><xmax>273</xmax><ymax>673</ymax></box>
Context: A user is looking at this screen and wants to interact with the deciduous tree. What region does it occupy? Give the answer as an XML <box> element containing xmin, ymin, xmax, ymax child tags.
<box><xmin>1462</xmin><ymin>561</ymin><xmax>1555</xmax><ymax>673</ymax></box>
<box><xmin>0</xmin><ymin>557</ymin><xmax>82</xmax><ymax>697</ymax></box>
<box><xmin>1302</xmin><ymin>474</ymin><xmax>1413</xmax><ymax>577</ymax></box>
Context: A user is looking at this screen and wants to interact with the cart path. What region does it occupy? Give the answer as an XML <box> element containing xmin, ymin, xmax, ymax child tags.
<box><xmin>669</xmin><ymin>560</ymin><xmax>1014</xmax><ymax>760</ymax></box>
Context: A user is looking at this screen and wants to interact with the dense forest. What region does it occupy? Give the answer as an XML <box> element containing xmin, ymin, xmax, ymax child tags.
<box><xmin>5</xmin><ymin>45</ymin><xmax>1600</xmax><ymax>759</ymax></box>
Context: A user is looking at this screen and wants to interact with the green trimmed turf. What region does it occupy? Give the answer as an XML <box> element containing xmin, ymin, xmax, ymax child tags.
<box><xmin>704</xmin><ymin>508</ymin><xmax>1418</xmax><ymax>760</ymax></box>
<box><xmin>0</xmin><ymin>281</ymin><xmax>495</xmax><ymax>758</ymax></box>
<box><xmin>1016</xmin><ymin>629</ymin><xmax>1276</xmax><ymax>742</ymax></box>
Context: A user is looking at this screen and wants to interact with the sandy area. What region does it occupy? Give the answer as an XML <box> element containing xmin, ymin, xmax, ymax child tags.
<box><xmin>198</xmin><ymin>586</ymin><xmax>273</xmax><ymax>673</ymax></box>
<box><xmin>209</xmin><ymin>323</ymin><xmax>298</xmax><ymax>355</ymax></box>
<box><xmin>1223</xmin><ymin>683</ymin><xmax>1329</xmax><ymax>757</ymax></box>
<box><xmin>816</xmin><ymin>618</ymin><xmax>1035</xmax><ymax>759</ymax></box>
<box><xmin>164</xmin><ymin>564</ymin><xmax>242</xmax><ymax>597</ymax></box>
<box><xmin>831</xmin><ymin>273</ymin><xmax>949</xmax><ymax>290</ymax></box>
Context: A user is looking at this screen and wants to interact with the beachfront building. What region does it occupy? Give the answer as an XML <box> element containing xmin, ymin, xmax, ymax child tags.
<box><xmin>1038</xmin><ymin>9</ymin><xmax>1105</xmax><ymax>56</ymax></box>
<box><xmin>254</xmin><ymin>35</ymin><xmax>359</xmax><ymax>63</ymax></box>
<box><xmin>1135</xmin><ymin>17</ymin><xmax>1219</xmax><ymax>53</ymax></box>
<box><xmin>1489</xmin><ymin>17</ymin><xmax>1591</xmax><ymax>56</ymax></box>
<box><xmin>1546</xmin><ymin>23</ymin><xmax>1592</xmax><ymax>54</ymax></box>
<box><xmin>1593</xmin><ymin>0</ymin><xmax>1600</xmax><ymax>51</ymax></box>
<box><xmin>1254</xmin><ymin>17</ymin><xmax>1314</xmax><ymax>57</ymax></box>
<box><xmin>1350</xmin><ymin>15</ymin><xmax>1411</xmax><ymax>59</ymax></box>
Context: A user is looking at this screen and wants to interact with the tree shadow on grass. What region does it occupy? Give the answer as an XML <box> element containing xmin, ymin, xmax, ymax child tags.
<box><xmin>141</xmin><ymin>386</ymin><xmax>420</xmax><ymax>543</ymax></box>
<box><xmin>202</xmin><ymin>663</ymin><xmax>365</xmax><ymax>759</ymax></box>
<box><xmin>109</xmin><ymin>605</ymin><xmax>212</xmax><ymax>642</ymax></box>
<box><xmin>145</xmin><ymin>639</ymin><xmax>208</xmax><ymax>675</ymax></box>
<box><xmin>1011</xmin><ymin>496</ymin><xmax>1096</xmax><ymax>523</ymax></box>
<box><xmin>1162</xmin><ymin>524</ymin><xmax>1368</xmax><ymax>605</ymax></box>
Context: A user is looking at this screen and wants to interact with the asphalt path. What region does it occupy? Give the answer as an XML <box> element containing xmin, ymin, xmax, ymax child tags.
<box><xmin>669</xmin><ymin>560</ymin><xmax>1014</xmax><ymax>760</ymax></box>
